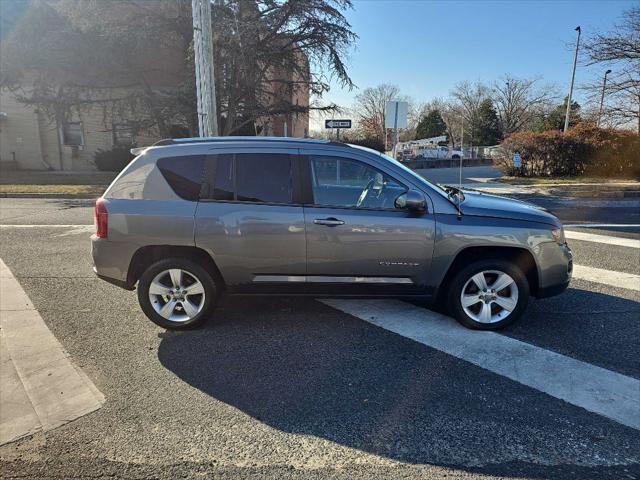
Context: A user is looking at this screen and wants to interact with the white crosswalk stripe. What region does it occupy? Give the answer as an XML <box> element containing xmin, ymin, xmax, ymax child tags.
<box><xmin>565</xmin><ymin>230</ymin><xmax>640</xmax><ymax>249</ymax></box>
<box><xmin>321</xmin><ymin>299</ymin><xmax>640</xmax><ymax>430</ymax></box>
<box><xmin>322</xmin><ymin>230</ymin><xmax>640</xmax><ymax>430</ymax></box>
<box><xmin>564</xmin><ymin>224</ymin><xmax>640</xmax><ymax>228</ymax></box>
<box><xmin>572</xmin><ymin>264</ymin><xmax>640</xmax><ymax>291</ymax></box>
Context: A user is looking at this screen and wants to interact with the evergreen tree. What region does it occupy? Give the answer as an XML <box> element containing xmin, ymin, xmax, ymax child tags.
<box><xmin>415</xmin><ymin>109</ymin><xmax>447</xmax><ymax>139</ymax></box>
<box><xmin>536</xmin><ymin>97</ymin><xmax>582</xmax><ymax>131</ymax></box>
<box><xmin>476</xmin><ymin>99</ymin><xmax>502</xmax><ymax>145</ymax></box>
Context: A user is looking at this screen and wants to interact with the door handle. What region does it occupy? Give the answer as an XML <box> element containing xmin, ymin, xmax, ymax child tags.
<box><xmin>314</xmin><ymin>217</ymin><xmax>345</xmax><ymax>226</ymax></box>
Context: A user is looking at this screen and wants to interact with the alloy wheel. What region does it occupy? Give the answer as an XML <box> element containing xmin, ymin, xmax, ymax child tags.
<box><xmin>148</xmin><ymin>269</ymin><xmax>206</xmax><ymax>322</ymax></box>
<box><xmin>460</xmin><ymin>270</ymin><xmax>519</xmax><ymax>324</ymax></box>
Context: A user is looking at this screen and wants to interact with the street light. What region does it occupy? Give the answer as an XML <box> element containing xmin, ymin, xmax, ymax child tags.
<box><xmin>597</xmin><ymin>69</ymin><xmax>612</xmax><ymax>128</ymax></box>
<box><xmin>564</xmin><ymin>26</ymin><xmax>581</xmax><ymax>132</ymax></box>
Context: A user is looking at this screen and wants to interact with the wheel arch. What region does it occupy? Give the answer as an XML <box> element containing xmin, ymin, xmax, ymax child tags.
<box><xmin>127</xmin><ymin>245</ymin><xmax>225</xmax><ymax>289</ymax></box>
<box><xmin>436</xmin><ymin>245</ymin><xmax>539</xmax><ymax>303</ymax></box>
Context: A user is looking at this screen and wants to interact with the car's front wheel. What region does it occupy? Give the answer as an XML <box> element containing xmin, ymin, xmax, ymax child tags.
<box><xmin>137</xmin><ymin>258</ymin><xmax>217</xmax><ymax>329</ymax></box>
<box><xmin>447</xmin><ymin>259</ymin><xmax>529</xmax><ymax>330</ymax></box>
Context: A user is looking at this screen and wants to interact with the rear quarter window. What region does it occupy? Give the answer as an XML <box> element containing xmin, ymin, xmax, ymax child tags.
<box><xmin>157</xmin><ymin>155</ymin><xmax>205</xmax><ymax>201</ymax></box>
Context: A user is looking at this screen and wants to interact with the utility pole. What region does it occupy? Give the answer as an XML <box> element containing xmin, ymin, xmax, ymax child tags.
<box><xmin>192</xmin><ymin>0</ymin><xmax>218</xmax><ymax>137</ymax></box>
<box><xmin>564</xmin><ymin>26</ymin><xmax>581</xmax><ymax>132</ymax></box>
<box><xmin>597</xmin><ymin>69</ymin><xmax>612</xmax><ymax>128</ymax></box>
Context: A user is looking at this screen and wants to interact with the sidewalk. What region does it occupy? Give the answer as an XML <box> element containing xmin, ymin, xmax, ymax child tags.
<box><xmin>0</xmin><ymin>259</ymin><xmax>104</xmax><ymax>445</ymax></box>
<box><xmin>464</xmin><ymin>179</ymin><xmax>640</xmax><ymax>198</ymax></box>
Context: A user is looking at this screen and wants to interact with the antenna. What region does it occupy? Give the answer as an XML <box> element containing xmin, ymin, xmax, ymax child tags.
<box><xmin>459</xmin><ymin>121</ymin><xmax>464</xmax><ymax>191</ymax></box>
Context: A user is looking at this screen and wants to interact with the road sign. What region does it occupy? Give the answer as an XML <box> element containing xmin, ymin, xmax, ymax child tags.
<box><xmin>325</xmin><ymin>119</ymin><xmax>352</xmax><ymax>129</ymax></box>
<box><xmin>384</xmin><ymin>101</ymin><xmax>408</xmax><ymax>129</ymax></box>
<box><xmin>513</xmin><ymin>152</ymin><xmax>522</xmax><ymax>168</ymax></box>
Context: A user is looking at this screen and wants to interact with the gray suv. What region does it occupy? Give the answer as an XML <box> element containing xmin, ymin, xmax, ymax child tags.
<box><xmin>92</xmin><ymin>137</ymin><xmax>572</xmax><ymax>330</ymax></box>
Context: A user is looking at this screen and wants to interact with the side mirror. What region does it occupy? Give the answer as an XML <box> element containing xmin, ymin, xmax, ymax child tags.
<box><xmin>395</xmin><ymin>190</ymin><xmax>426</xmax><ymax>213</ymax></box>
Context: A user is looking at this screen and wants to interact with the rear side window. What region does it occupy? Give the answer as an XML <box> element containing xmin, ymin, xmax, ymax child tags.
<box><xmin>157</xmin><ymin>155</ymin><xmax>204</xmax><ymax>201</ymax></box>
<box><xmin>210</xmin><ymin>153</ymin><xmax>293</xmax><ymax>204</ymax></box>
<box><xmin>212</xmin><ymin>154</ymin><xmax>234</xmax><ymax>201</ymax></box>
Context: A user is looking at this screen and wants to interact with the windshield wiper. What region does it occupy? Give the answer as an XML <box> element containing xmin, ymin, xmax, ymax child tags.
<box><xmin>443</xmin><ymin>185</ymin><xmax>465</xmax><ymax>218</ymax></box>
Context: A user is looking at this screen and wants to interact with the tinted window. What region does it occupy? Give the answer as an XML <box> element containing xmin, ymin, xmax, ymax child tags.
<box><xmin>157</xmin><ymin>155</ymin><xmax>204</xmax><ymax>201</ymax></box>
<box><xmin>236</xmin><ymin>153</ymin><xmax>292</xmax><ymax>203</ymax></box>
<box><xmin>210</xmin><ymin>153</ymin><xmax>293</xmax><ymax>204</ymax></box>
<box><xmin>212</xmin><ymin>154</ymin><xmax>234</xmax><ymax>201</ymax></box>
<box><xmin>310</xmin><ymin>156</ymin><xmax>406</xmax><ymax>209</ymax></box>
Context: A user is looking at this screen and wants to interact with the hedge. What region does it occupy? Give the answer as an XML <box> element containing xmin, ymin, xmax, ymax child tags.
<box><xmin>498</xmin><ymin>124</ymin><xmax>639</xmax><ymax>178</ymax></box>
<box><xmin>93</xmin><ymin>144</ymin><xmax>136</xmax><ymax>172</ymax></box>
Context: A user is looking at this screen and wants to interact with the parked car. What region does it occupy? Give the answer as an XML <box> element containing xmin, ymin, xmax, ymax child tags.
<box><xmin>92</xmin><ymin>137</ymin><xmax>572</xmax><ymax>330</ymax></box>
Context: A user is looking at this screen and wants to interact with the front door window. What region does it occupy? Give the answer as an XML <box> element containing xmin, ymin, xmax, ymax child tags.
<box><xmin>309</xmin><ymin>156</ymin><xmax>406</xmax><ymax>209</ymax></box>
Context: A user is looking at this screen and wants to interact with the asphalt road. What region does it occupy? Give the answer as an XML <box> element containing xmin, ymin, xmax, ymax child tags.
<box><xmin>416</xmin><ymin>165</ymin><xmax>503</xmax><ymax>185</ymax></box>
<box><xmin>0</xmin><ymin>197</ymin><xmax>639</xmax><ymax>479</ymax></box>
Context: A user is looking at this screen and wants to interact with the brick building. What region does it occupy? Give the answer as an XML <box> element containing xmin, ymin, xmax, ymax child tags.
<box><xmin>0</xmin><ymin>1</ymin><xmax>309</xmax><ymax>171</ymax></box>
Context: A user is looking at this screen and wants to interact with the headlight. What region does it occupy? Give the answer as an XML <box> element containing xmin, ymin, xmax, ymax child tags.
<box><xmin>551</xmin><ymin>227</ymin><xmax>565</xmax><ymax>245</ymax></box>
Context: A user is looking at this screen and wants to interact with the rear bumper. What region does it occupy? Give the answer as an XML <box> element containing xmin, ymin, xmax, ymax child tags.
<box><xmin>93</xmin><ymin>267</ymin><xmax>135</xmax><ymax>290</ymax></box>
<box><xmin>91</xmin><ymin>235</ymin><xmax>137</xmax><ymax>290</ymax></box>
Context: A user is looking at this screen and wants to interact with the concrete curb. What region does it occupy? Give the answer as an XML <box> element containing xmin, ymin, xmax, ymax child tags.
<box><xmin>0</xmin><ymin>258</ymin><xmax>105</xmax><ymax>446</ymax></box>
<box><xmin>494</xmin><ymin>183</ymin><xmax>640</xmax><ymax>198</ymax></box>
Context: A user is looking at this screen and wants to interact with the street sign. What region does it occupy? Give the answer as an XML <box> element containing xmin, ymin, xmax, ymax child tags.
<box><xmin>325</xmin><ymin>119</ymin><xmax>352</xmax><ymax>129</ymax></box>
<box><xmin>384</xmin><ymin>101</ymin><xmax>408</xmax><ymax>129</ymax></box>
<box><xmin>513</xmin><ymin>152</ymin><xmax>522</xmax><ymax>169</ymax></box>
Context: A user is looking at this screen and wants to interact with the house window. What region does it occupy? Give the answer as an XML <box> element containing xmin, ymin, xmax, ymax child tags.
<box><xmin>61</xmin><ymin>122</ymin><xmax>84</xmax><ymax>146</ymax></box>
<box><xmin>113</xmin><ymin>123</ymin><xmax>135</xmax><ymax>146</ymax></box>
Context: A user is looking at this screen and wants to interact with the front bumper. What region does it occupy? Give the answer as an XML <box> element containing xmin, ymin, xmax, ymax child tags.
<box><xmin>536</xmin><ymin>242</ymin><xmax>572</xmax><ymax>299</ymax></box>
<box><xmin>537</xmin><ymin>278</ymin><xmax>570</xmax><ymax>298</ymax></box>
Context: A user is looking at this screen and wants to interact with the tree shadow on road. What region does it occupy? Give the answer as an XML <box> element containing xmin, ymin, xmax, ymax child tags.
<box><xmin>157</xmin><ymin>293</ymin><xmax>640</xmax><ymax>479</ymax></box>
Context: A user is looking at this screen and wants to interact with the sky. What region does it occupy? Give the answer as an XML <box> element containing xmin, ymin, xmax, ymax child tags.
<box><xmin>311</xmin><ymin>0</ymin><xmax>636</xmax><ymax>129</ymax></box>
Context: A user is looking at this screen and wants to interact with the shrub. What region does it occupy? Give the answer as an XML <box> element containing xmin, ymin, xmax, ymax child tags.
<box><xmin>93</xmin><ymin>144</ymin><xmax>136</xmax><ymax>172</ymax></box>
<box><xmin>342</xmin><ymin>137</ymin><xmax>385</xmax><ymax>153</ymax></box>
<box><xmin>498</xmin><ymin>124</ymin><xmax>639</xmax><ymax>178</ymax></box>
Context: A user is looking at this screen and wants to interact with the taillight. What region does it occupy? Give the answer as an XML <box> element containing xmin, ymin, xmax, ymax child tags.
<box><xmin>94</xmin><ymin>198</ymin><xmax>108</xmax><ymax>238</ymax></box>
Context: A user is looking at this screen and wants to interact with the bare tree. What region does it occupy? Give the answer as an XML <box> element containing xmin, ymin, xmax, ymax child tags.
<box><xmin>352</xmin><ymin>84</ymin><xmax>409</xmax><ymax>146</ymax></box>
<box><xmin>582</xmin><ymin>6</ymin><xmax>640</xmax><ymax>132</ymax></box>
<box><xmin>439</xmin><ymin>101</ymin><xmax>463</xmax><ymax>146</ymax></box>
<box><xmin>1</xmin><ymin>0</ymin><xmax>357</xmax><ymax>137</ymax></box>
<box><xmin>492</xmin><ymin>76</ymin><xmax>556</xmax><ymax>134</ymax></box>
<box><xmin>450</xmin><ymin>81</ymin><xmax>491</xmax><ymax>151</ymax></box>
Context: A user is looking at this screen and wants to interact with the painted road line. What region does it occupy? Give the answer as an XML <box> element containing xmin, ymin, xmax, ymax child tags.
<box><xmin>321</xmin><ymin>299</ymin><xmax>640</xmax><ymax>430</ymax></box>
<box><xmin>565</xmin><ymin>231</ymin><xmax>640</xmax><ymax>249</ymax></box>
<box><xmin>572</xmin><ymin>264</ymin><xmax>640</xmax><ymax>292</ymax></box>
<box><xmin>0</xmin><ymin>224</ymin><xmax>92</xmax><ymax>228</ymax></box>
<box><xmin>0</xmin><ymin>258</ymin><xmax>104</xmax><ymax>445</ymax></box>
<box><xmin>564</xmin><ymin>224</ymin><xmax>640</xmax><ymax>228</ymax></box>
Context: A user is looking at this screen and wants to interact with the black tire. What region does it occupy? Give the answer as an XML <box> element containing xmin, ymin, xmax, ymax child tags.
<box><xmin>137</xmin><ymin>257</ymin><xmax>218</xmax><ymax>330</ymax></box>
<box><xmin>451</xmin><ymin>154</ymin><xmax>461</xmax><ymax>160</ymax></box>
<box><xmin>447</xmin><ymin>258</ymin><xmax>529</xmax><ymax>330</ymax></box>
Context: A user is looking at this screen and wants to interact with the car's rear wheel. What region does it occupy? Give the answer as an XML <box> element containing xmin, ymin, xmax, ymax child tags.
<box><xmin>137</xmin><ymin>258</ymin><xmax>217</xmax><ymax>329</ymax></box>
<box><xmin>447</xmin><ymin>259</ymin><xmax>529</xmax><ymax>330</ymax></box>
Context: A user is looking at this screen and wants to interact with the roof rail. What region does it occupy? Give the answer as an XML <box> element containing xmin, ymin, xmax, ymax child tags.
<box><xmin>152</xmin><ymin>136</ymin><xmax>333</xmax><ymax>147</ymax></box>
